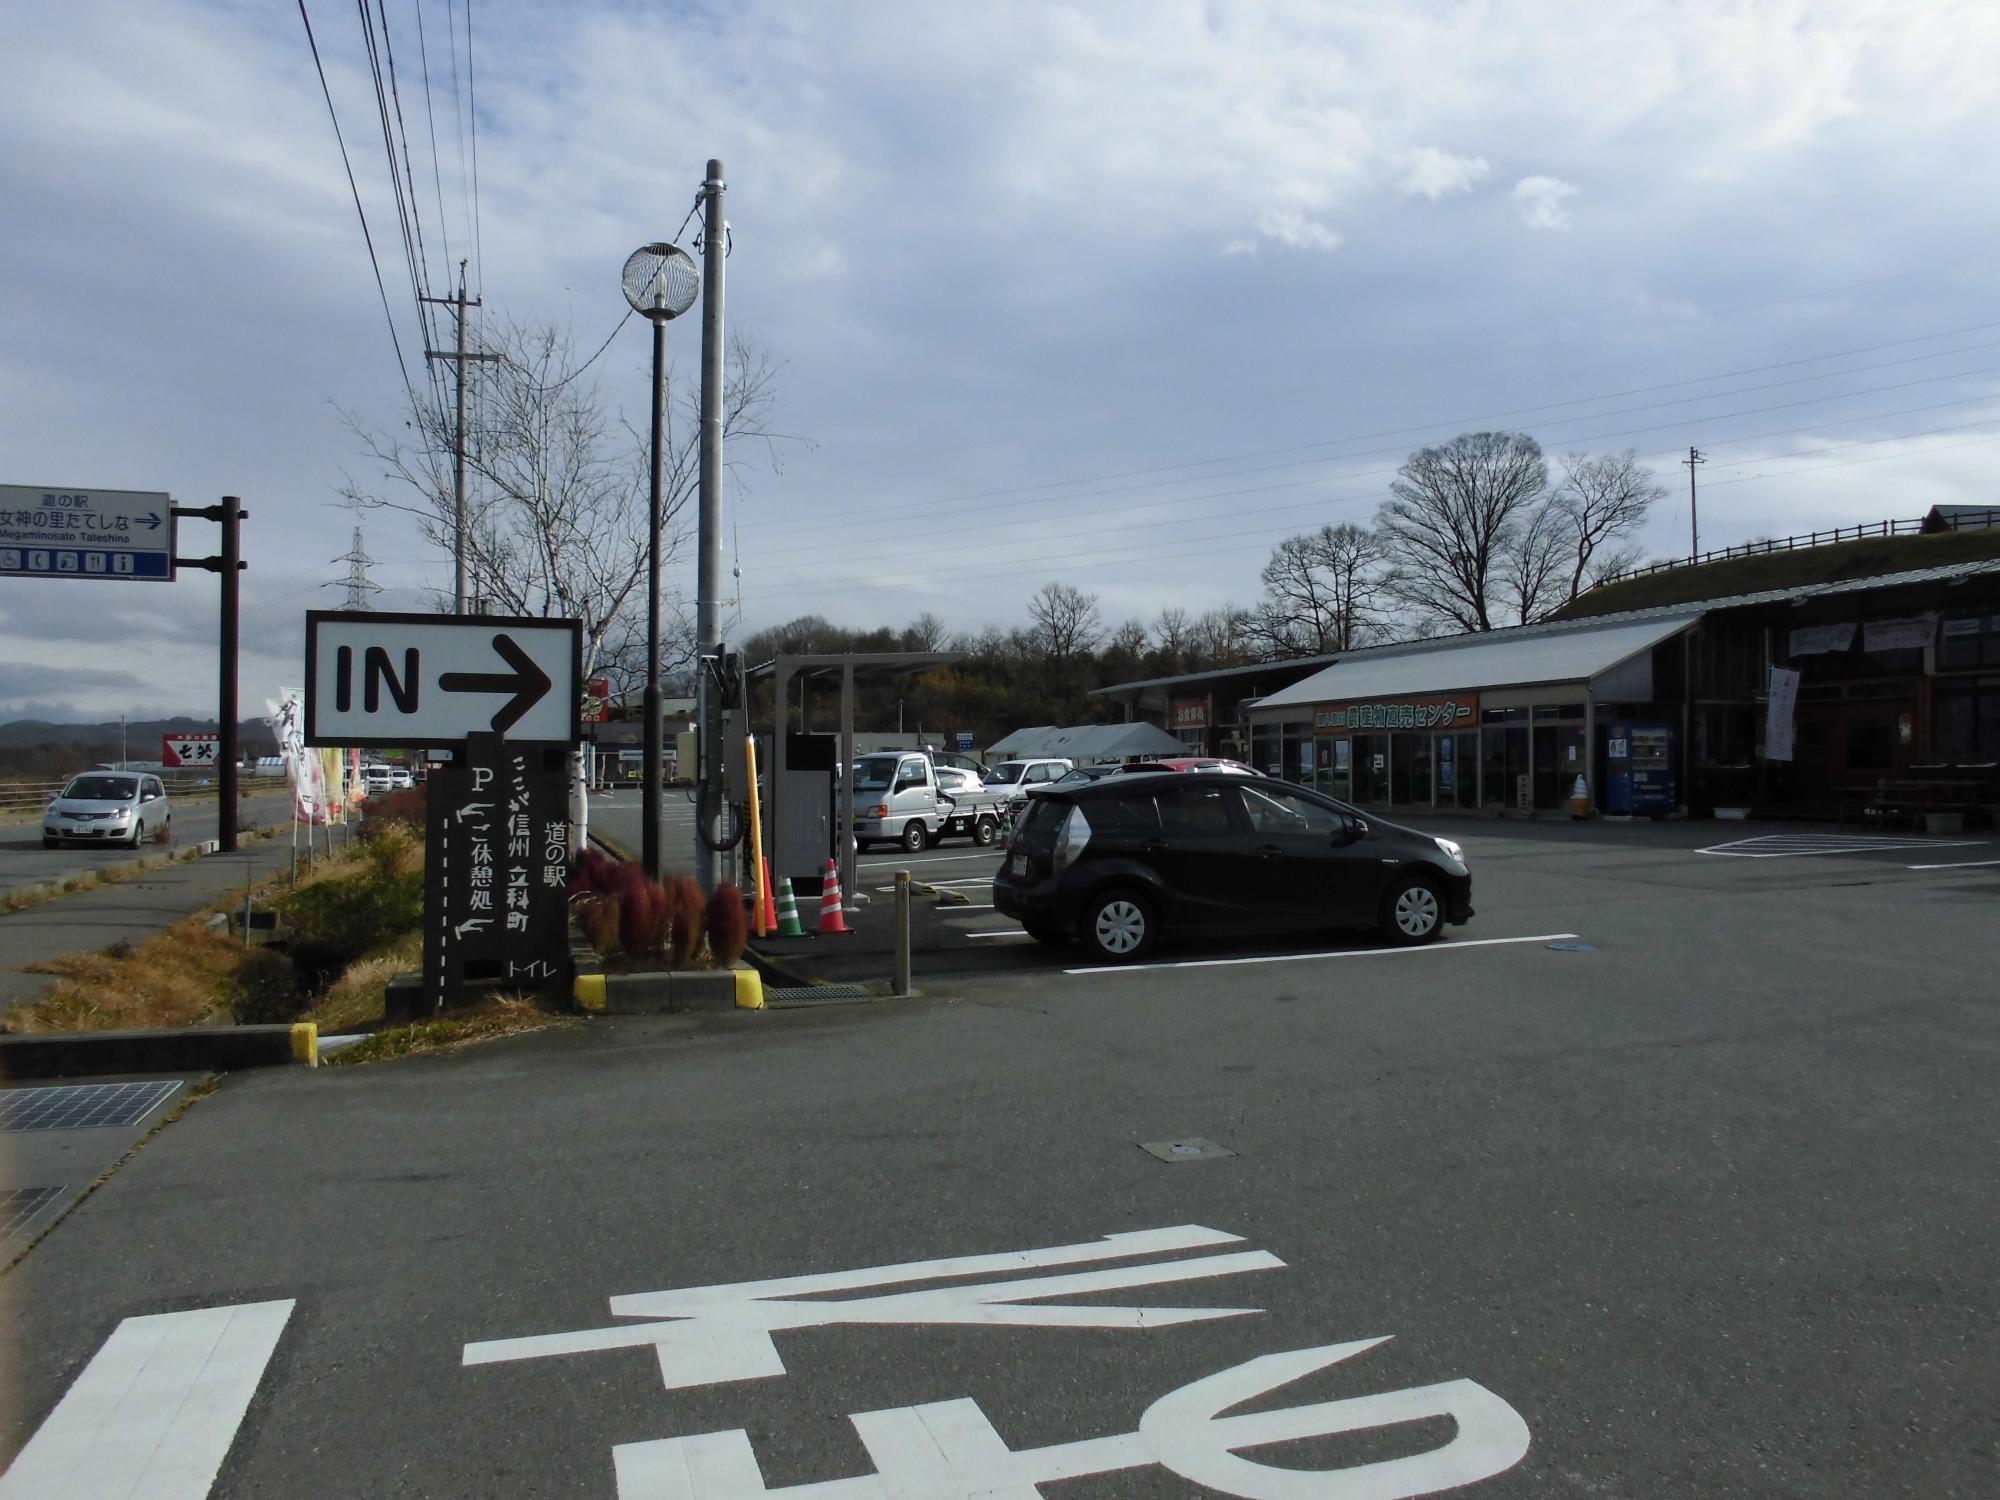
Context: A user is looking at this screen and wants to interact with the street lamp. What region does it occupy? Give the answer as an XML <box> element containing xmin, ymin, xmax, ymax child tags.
<box><xmin>622</xmin><ymin>242</ymin><xmax>700</xmax><ymax>879</ymax></box>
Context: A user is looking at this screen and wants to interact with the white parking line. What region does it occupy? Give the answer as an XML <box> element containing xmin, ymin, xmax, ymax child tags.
<box><xmin>1061</xmin><ymin>933</ymin><xmax>1581</xmax><ymax>975</ymax></box>
<box><xmin>1906</xmin><ymin>857</ymin><xmax>2000</xmax><ymax>869</ymax></box>
<box><xmin>1696</xmin><ymin>835</ymin><xmax>1987</xmax><ymax>858</ymax></box>
<box><xmin>966</xmin><ymin>929</ymin><xmax>1030</xmax><ymax>939</ymax></box>
<box><xmin>858</xmin><ymin>853</ymin><xmax>1004</xmax><ymax>867</ymax></box>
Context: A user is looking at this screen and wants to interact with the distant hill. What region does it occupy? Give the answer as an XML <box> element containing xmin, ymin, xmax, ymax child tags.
<box><xmin>0</xmin><ymin>717</ymin><xmax>279</xmax><ymax>780</ymax></box>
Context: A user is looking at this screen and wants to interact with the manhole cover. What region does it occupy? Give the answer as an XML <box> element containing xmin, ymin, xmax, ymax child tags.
<box><xmin>0</xmin><ymin>1185</ymin><xmax>64</xmax><ymax>1246</ymax></box>
<box><xmin>0</xmin><ymin>1080</ymin><xmax>181</xmax><ymax>1133</ymax></box>
<box><xmin>1139</xmin><ymin>1138</ymin><xmax>1236</xmax><ymax>1164</ymax></box>
<box><xmin>1546</xmin><ymin>942</ymin><xmax>1596</xmax><ymax>952</ymax></box>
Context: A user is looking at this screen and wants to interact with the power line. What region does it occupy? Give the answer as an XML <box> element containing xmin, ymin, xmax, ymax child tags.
<box><xmin>296</xmin><ymin>0</ymin><xmax>416</xmax><ymax>399</ymax></box>
<box><xmin>412</xmin><ymin>0</ymin><xmax>452</xmax><ymax>278</ymax></box>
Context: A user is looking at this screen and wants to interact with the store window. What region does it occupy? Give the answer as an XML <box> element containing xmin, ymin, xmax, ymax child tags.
<box><xmin>1935</xmin><ymin>681</ymin><xmax>2000</xmax><ymax>761</ymax></box>
<box><xmin>1251</xmin><ymin>724</ymin><xmax>1279</xmax><ymax>779</ymax></box>
<box><xmin>1939</xmin><ymin>617</ymin><xmax>2000</xmax><ymax>671</ymax></box>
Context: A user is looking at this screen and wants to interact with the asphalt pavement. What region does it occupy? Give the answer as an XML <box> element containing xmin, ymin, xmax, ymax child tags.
<box><xmin>0</xmin><ymin>792</ymin><xmax>292</xmax><ymax>890</ymax></box>
<box><xmin>0</xmin><ymin>816</ymin><xmax>1993</xmax><ymax>1496</ymax></box>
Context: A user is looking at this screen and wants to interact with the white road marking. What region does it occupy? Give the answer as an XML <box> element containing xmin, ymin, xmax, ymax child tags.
<box><xmin>951</xmin><ymin>904</ymin><xmax>996</xmax><ymax>911</ymax></box>
<box><xmin>1906</xmin><ymin>857</ymin><xmax>2000</xmax><ymax>869</ymax></box>
<box><xmin>1062</xmin><ymin>932</ymin><xmax>1581</xmax><ymax>975</ymax></box>
<box><xmin>611</xmin><ymin>1338</ymin><xmax>1530</xmax><ymax>1499</ymax></box>
<box><xmin>1696</xmin><ymin>834</ymin><xmax>1987</xmax><ymax>858</ymax></box>
<box><xmin>857</xmin><ymin>853</ymin><xmax>1003</xmax><ymax>868</ymax></box>
<box><xmin>965</xmin><ymin>929</ymin><xmax>1029</xmax><ymax>939</ymax></box>
<box><xmin>467</xmin><ymin>1225</ymin><xmax>1280</xmax><ymax>1392</ymax></box>
<box><xmin>0</xmin><ymin>1299</ymin><xmax>294</xmax><ymax>1499</ymax></box>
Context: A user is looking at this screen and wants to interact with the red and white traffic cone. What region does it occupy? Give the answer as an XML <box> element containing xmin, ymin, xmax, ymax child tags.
<box><xmin>818</xmin><ymin>858</ymin><xmax>851</xmax><ymax>935</ymax></box>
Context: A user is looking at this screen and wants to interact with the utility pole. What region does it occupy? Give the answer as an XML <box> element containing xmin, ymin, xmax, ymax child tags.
<box><xmin>695</xmin><ymin>159</ymin><xmax>727</xmax><ymax>889</ymax></box>
<box><xmin>422</xmin><ymin>261</ymin><xmax>499</xmax><ymax>615</ymax></box>
<box><xmin>1682</xmin><ymin>446</ymin><xmax>1705</xmax><ymax>561</ymax></box>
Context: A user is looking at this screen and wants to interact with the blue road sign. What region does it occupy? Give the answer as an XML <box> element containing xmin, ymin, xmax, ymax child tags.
<box><xmin>0</xmin><ymin>485</ymin><xmax>175</xmax><ymax>582</ymax></box>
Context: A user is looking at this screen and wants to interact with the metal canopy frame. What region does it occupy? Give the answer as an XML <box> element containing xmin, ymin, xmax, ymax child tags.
<box><xmin>749</xmin><ymin>651</ymin><xmax>962</xmax><ymax>901</ymax></box>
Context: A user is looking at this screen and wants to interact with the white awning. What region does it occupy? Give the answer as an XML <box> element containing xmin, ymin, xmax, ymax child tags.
<box><xmin>1254</xmin><ymin>612</ymin><xmax>1702</xmax><ymax>710</ymax></box>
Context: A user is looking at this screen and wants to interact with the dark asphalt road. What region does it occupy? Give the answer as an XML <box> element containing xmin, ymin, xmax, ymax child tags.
<box><xmin>0</xmin><ymin>818</ymin><xmax>1993</xmax><ymax>1496</ymax></box>
<box><xmin>0</xmin><ymin>792</ymin><xmax>292</xmax><ymax>887</ymax></box>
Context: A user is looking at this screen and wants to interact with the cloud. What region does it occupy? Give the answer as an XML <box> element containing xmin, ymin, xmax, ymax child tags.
<box><xmin>1398</xmin><ymin>147</ymin><xmax>1491</xmax><ymax>200</ymax></box>
<box><xmin>1511</xmin><ymin>175</ymin><xmax>1579</xmax><ymax>230</ymax></box>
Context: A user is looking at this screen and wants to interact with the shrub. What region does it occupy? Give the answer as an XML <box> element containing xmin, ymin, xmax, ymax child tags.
<box><xmin>231</xmin><ymin>948</ymin><xmax>303</xmax><ymax>1024</ymax></box>
<box><xmin>276</xmin><ymin>856</ymin><xmax>424</xmax><ymax>974</ymax></box>
<box><xmin>617</xmin><ymin>876</ymin><xmax>674</xmax><ymax>961</ymax></box>
<box><xmin>570</xmin><ymin>848</ymin><xmax>615</xmax><ymax>899</ymax></box>
<box><xmin>705</xmin><ymin>883</ymin><xmax>747</xmax><ymax>966</ymax></box>
<box><xmin>577</xmin><ymin>894</ymin><xmax>620</xmax><ymax>958</ymax></box>
<box><xmin>667</xmin><ymin>875</ymin><xmax>706</xmax><ymax>967</ymax></box>
<box><xmin>359</xmin><ymin>784</ymin><xmax>426</xmax><ymax>838</ymax></box>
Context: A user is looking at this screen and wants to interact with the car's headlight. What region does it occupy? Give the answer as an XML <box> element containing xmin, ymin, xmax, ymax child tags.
<box><xmin>1433</xmin><ymin>836</ymin><xmax>1464</xmax><ymax>863</ymax></box>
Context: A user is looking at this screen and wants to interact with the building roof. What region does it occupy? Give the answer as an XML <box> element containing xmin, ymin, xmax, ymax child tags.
<box><xmin>1254</xmin><ymin>613</ymin><xmax>1702</xmax><ymax>710</ymax></box>
<box><xmin>1088</xmin><ymin>653</ymin><xmax>1342</xmax><ymax>699</ymax></box>
<box><xmin>986</xmin><ymin>722</ymin><xmax>1188</xmax><ymax>761</ymax></box>
<box><xmin>1554</xmin><ymin>526</ymin><xmax>2000</xmax><ymax>619</ymax></box>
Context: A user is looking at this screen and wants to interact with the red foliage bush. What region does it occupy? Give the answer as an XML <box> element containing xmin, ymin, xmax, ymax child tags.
<box><xmin>578</xmin><ymin>894</ymin><xmax>620</xmax><ymax>958</ymax></box>
<box><xmin>617</xmin><ymin>877</ymin><xmax>668</xmax><ymax>960</ymax></box>
<box><xmin>705</xmin><ymin>883</ymin><xmax>748</xmax><ymax>966</ymax></box>
<box><xmin>667</xmin><ymin>875</ymin><xmax>706</xmax><ymax>967</ymax></box>
<box><xmin>359</xmin><ymin>785</ymin><xmax>426</xmax><ymax>837</ymax></box>
<box><xmin>570</xmin><ymin>848</ymin><xmax>616</xmax><ymax>899</ymax></box>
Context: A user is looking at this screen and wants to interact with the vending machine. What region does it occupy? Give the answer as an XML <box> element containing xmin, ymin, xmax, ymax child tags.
<box><xmin>1603</xmin><ymin>722</ymin><xmax>1676</xmax><ymax>816</ymax></box>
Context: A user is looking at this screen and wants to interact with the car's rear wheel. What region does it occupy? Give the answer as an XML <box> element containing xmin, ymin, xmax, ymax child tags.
<box><xmin>1080</xmin><ymin>888</ymin><xmax>1157</xmax><ymax>964</ymax></box>
<box><xmin>972</xmin><ymin>816</ymin><xmax>998</xmax><ymax>847</ymax></box>
<box><xmin>901</xmin><ymin>821</ymin><xmax>928</xmax><ymax>853</ymax></box>
<box><xmin>1381</xmin><ymin>875</ymin><xmax>1444</xmax><ymax>946</ymax></box>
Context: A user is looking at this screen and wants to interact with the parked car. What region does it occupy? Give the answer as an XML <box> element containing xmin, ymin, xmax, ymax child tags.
<box><xmin>851</xmin><ymin>752</ymin><xmax>1011</xmax><ymax>851</ymax></box>
<box><xmin>1001</xmin><ymin>761</ymin><xmax>1120</xmax><ymax>821</ymax></box>
<box><xmin>983</xmin><ymin>759</ymin><xmax>1074</xmax><ymax>799</ymax></box>
<box><xmin>993</xmin><ymin>771</ymin><xmax>1472</xmax><ymax>963</ymax></box>
<box><xmin>43</xmin><ymin>772</ymin><xmax>172</xmax><ymax>850</ymax></box>
<box><xmin>1110</xmin><ymin>756</ymin><xmax>1254</xmax><ymax>775</ymax></box>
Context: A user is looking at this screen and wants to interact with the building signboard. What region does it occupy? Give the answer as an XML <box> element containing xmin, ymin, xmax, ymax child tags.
<box><xmin>161</xmin><ymin>732</ymin><xmax>220</xmax><ymax>768</ymax></box>
<box><xmin>1313</xmin><ymin>694</ymin><xmax>1477</xmax><ymax>732</ymax></box>
<box><xmin>1170</xmin><ymin>697</ymin><xmax>1210</xmax><ymax>730</ymax></box>
<box><xmin>0</xmin><ymin>485</ymin><xmax>175</xmax><ymax>581</ymax></box>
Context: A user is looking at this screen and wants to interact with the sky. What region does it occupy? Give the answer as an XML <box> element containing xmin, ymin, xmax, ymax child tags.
<box><xmin>3</xmin><ymin>0</ymin><xmax>1998</xmax><ymax>721</ymax></box>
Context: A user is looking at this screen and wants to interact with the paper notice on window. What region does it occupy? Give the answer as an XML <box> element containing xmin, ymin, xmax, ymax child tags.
<box><xmin>1766</xmin><ymin>665</ymin><xmax>1801</xmax><ymax>762</ymax></box>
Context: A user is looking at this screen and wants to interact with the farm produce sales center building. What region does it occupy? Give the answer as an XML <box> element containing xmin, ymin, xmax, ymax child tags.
<box><xmin>1094</xmin><ymin>548</ymin><xmax>2000</xmax><ymax>817</ymax></box>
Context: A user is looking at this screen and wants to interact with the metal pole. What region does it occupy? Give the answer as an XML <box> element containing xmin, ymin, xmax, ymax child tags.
<box><xmin>695</xmin><ymin>158</ymin><xmax>726</xmax><ymax>889</ymax></box>
<box><xmin>643</xmin><ymin>313</ymin><xmax>666</xmax><ymax>878</ymax></box>
<box><xmin>218</xmin><ymin>498</ymin><xmax>241</xmax><ymax>853</ymax></box>
<box><xmin>893</xmin><ymin>870</ymin><xmax>912</xmax><ymax>996</ymax></box>
<box><xmin>453</xmin><ymin>273</ymin><xmax>469</xmax><ymax>614</ymax></box>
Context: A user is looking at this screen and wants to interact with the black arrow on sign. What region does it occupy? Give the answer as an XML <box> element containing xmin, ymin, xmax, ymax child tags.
<box><xmin>438</xmin><ymin>633</ymin><xmax>553</xmax><ymax>734</ymax></box>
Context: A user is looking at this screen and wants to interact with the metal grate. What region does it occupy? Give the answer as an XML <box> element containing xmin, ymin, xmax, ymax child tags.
<box><xmin>763</xmin><ymin>985</ymin><xmax>875</xmax><ymax>1008</ymax></box>
<box><xmin>0</xmin><ymin>1080</ymin><xmax>181</xmax><ymax>1133</ymax></box>
<box><xmin>1</xmin><ymin>1185</ymin><xmax>65</xmax><ymax>1246</ymax></box>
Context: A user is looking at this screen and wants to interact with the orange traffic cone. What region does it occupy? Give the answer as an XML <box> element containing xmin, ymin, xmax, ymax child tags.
<box><xmin>818</xmin><ymin>858</ymin><xmax>851</xmax><ymax>935</ymax></box>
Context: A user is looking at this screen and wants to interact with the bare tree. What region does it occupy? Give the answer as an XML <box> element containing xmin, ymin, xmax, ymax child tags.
<box><xmin>1551</xmin><ymin>450</ymin><xmax>1665</xmax><ymax>604</ymax></box>
<box><xmin>904</xmin><ymin>611</ymin><xmax>950</xmax><ymax>652</ymax></box>
<box><xmin>1189</xmin><ymin>605</ymin><xmax>1254</xmax><ymax>668</ymax></box>
<box><xmin>1027</xmin><ymin>581</ymin><xmax>1104</xmax><ymax>663</ymax></box>
<box><xmin>1376</xmin><ymin>431</ymin><xmax>1548</xmax><ymax>633</ymax></box>
<box><xmin>339</xmin><ymin>320</ymin><xmax>795</xmax><ymax>696</ymax></box>
<box><xmin>1250</xmin><ymin>523</ymin><xmax>1387</xmax><ymax>654</ymax></box>
<box><xmin>1153</xmin><ymin>606</ymin><xmax>1193</xmax><ymax>660</ymax></box>
<box><xmin>1496</xmin><ymin>500</ymin><xmax>1569</xmax><ymax>625</ymax></box>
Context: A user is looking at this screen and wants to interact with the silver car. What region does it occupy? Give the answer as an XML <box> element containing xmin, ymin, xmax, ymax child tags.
<box><xmin>43</xmin><ymin>772</ymin><xmax>172</xmax><ymax>850</ymax></box>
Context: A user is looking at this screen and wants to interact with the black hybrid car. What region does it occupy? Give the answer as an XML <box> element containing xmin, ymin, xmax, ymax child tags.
<box><xmin>993</xmin><ymin>771</ymin><xmax>1473</xmax><ymax>963</ymax></box>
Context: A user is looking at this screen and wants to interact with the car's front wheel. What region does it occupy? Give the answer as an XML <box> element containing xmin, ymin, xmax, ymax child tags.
<box><xmin>1381</xmin><ymin>875</ymin><xmax>1445</xmax><ymax>946</ymax></box>
<box><xmin>1079</xmin><ymin>888</ymin><xmax>1157</xmax><ymax>964</ymax></box>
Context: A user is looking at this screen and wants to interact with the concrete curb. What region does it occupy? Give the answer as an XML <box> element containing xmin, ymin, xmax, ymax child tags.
<box><xmin>572</xmin><ymin>962</ymin><xmax>762</xmax><ymax>1014</ymax></box>
<box><xmin>0</xmin><ymin>1022</ymin><xmax>318</xmax><ymax>1080</ymax></box>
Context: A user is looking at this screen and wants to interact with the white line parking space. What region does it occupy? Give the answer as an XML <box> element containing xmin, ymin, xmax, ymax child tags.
<box><xmin>1695</xmin><ymin>834</ymin><xmax>1988</xmax><ymax>859</ymax></box>
<box><xmin>1906</xmin><ymin>857</ymin><xmax>2000</xmax><ymax>869</ymax></box>
<box><xmin>1062</xmin><ymin>932</ymin><xmax>1581</xmax><ymax>976</ymax></box>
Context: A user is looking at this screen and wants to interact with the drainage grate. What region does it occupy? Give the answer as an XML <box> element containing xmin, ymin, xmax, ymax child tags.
<box><xmin>1139</xmin><ymin>1138</ymin><xmax>1237</xmax><ymax>1164</ymax></box>
<box><xmin>0</xmin><ymin>1186</ymin><xmax>65</xmax><ymax>1247</ymax></box>
<box><xmin>763</xmin><ymin>985</ymin><xmax>875</xmax><ymax>1008</ymax></box>
<box><xmin>0</xmin><ymin>1080</ymin><xmax>181</xmax><ymax>1133</ymax></box>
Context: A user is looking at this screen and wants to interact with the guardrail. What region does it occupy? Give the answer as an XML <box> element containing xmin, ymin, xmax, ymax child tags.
<box><xmin>0</xmin><ymin>772</ymin><xmax>289</xmax><ymax>815</ymax></box>
<box><xmin>1592</xmin><ymin>511</ymin><xmax>2000</xmax><ymax>590</ymax></box>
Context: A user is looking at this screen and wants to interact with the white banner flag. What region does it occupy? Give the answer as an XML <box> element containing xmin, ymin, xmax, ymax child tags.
<box><xmin>1765</xmin><ymin>665</ymin><xmax>1800</xmax><ymax>762</ymax></box>
<box><xmin>264</xmin><ymin>688</ymin><xmax>332</xmax><ymax>824</ymax></box>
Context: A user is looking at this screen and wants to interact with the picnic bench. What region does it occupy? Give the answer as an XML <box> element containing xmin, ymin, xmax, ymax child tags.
<box><xmin>1836</xmin><ymin>764</ymin><xmax>1998</xmax><ymax>830</ymax></box>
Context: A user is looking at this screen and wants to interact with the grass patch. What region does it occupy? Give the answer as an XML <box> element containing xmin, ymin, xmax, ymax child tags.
<box><xmin>325</xmin><ymin>996</ymin><xmax>576</xmax><ymax>1067</ymax></box>
<box><xmin>306</xmin><ymin>930</ymin><xmax>421</xmax><ymax>1033</ymax></box>
<box><xmin>7</xmin><ymin>918</ymin><xmax>255</xmax><ymax>1033</ymax></box>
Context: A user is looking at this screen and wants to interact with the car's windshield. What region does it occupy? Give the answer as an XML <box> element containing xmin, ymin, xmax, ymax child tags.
<box><xmin>851</xmin><ymin>756</ymin><xmax>897</xmax><ymax>791</ymax></box>
<box><xmin>63</xmin><ymin>775</ymin><xmax>138</xmax><ymax>801</ymax></box>
<box><xmin>986</xmin><ymin>764</ymin><xmax>1025</xmax><ymax>784</ymax></box>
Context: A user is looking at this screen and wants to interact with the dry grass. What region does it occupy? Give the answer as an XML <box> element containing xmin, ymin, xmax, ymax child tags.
<box><xmin>6</xmin><ymin>919</ymin><xmax>251</xmax><ymax>1033</ymax></box>
<box><xmin>307</xmin><ymin>930</ymin><xmax>422</xmax><ymax>1033</ymax></box>
<box><xmin>325</xmin><ymin>996</ymin><xmax>577</xmax><ymax>1067</ymax></box>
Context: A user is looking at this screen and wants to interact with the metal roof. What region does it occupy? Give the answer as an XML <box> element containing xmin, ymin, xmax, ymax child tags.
<box><xmin>1088</xmin><ymin>653</ymin><xmax>1342</xmax><ymax>698</ymax></box>
<box><xmin>1254</xmin><ymin>612</ymin><xmax>1702</xmax><ymax>710</ymax></box>
<box><xmin>988</xmin><ymin>722</ymin><xmax>1187</xmax><ymax>760</ymax></box>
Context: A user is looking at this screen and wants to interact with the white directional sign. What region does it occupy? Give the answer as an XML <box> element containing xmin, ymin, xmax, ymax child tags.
<box><xmin>0</xmin><ymin>484</ymin><xmax>175</xmax><ymax>581</ymax></box>
<box><xmin>305</xmin><ymin>610</ymin><xmax>582</xmax><ymax>747</ymax></box>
